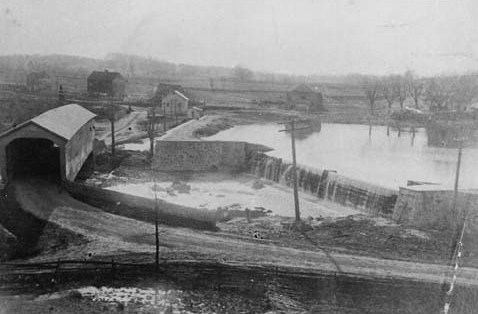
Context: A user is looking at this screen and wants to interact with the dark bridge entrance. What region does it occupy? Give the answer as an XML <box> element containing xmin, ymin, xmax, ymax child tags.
<box><xmin>0</xmin><ymin>104</ymin><xmax>96</xmax><ymax>187</ymax></box>
<box><xmin>6</xmin><ymin>138</ymin><xmax>61</xmax><ymax>181</ymax></box>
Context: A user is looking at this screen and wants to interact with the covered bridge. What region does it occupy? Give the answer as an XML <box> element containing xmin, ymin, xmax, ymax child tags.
<box><xmin>0</xmin><ymin>104</ymin><xmax>96</xmax><ymax>186</ymax></box>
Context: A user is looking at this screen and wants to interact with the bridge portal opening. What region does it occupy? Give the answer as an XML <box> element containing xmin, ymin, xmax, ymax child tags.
<box><xmin>6</xmin><ymin>138</ymin><xmax>61</xmax><ymax>182</ymax></box>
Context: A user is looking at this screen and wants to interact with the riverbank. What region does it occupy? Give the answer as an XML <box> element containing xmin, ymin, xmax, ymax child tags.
<box><xmin>95</xmin><ymin>114</ymin><xmax>475</xmax><ymax>268</ymax></box>
<box><xmin>79</xmin><ymin>160</ymin><xmax>467</xmax><ymax>268</ymax></box>
<box><xmin>2</xmin><ymin>155</ymin><xmax>477</xmax><ymax>313</ymax></box>
<box><xmin>205</xmin><ymin>106</ymin><xmax>426</xmax><ymax>130</ymax></box>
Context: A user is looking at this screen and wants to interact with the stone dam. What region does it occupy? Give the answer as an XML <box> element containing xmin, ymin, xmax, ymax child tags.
<box><xmin>153</xmin><ymin>140</ymin><xmax>398</xmax><ymax>218</ymax></box>
<box><xmin>247</xmin><ymin>151</ymin><xmax>398</xmax><ymax>217</ymax></box>
<box><xmin>153</xmin><ymin>139</ymin><xmax>478</xmax><ymax>228</ymax></box>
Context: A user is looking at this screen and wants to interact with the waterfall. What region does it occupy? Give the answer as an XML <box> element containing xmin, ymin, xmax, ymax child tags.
<box><xmin>280</xmin><ymin>165</ymin><xmax>293</xmax><ymax>186</ymax></box>
<box><xmin>264</xmin><ymin>159</ymin><xmax>275</xmax><ymax>180</ymax></box>
<box><xmin>246</xmin><ymin>151</ymin><xmax>398</xmax><ymax>217</ymax></box>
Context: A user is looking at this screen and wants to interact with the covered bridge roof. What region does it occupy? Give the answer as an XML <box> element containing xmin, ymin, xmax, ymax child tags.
<box><xmin>0</xmin><ymin>104</ymin><xmax>96</xmax><ymax>141</ymax></box>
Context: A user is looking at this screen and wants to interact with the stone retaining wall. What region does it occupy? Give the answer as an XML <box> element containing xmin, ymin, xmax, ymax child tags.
<box><xmin>153</xmin><ymin>140</ymin><xmax>270</xmax><ymax>172</ymax></box>
<box><xmin>393</xmin><ymin>185</ymin><xmax>478</xmax><ymax>228</ymax></box>
<box><xmin>63</xmin><ymin>181</ymin><xmax>218</xmax><ymax>231</ymax></box>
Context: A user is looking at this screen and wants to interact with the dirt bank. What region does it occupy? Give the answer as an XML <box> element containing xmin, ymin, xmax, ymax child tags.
<box><xmin>4</xmin><ymin>259</ymin><xmax>471</xmax><ymax>314</ymax></box>
<box><xmin>79</xmin><ymin>149</ymin><xmax>471</xmax><ymax>269</ymax></box>
<box><xmin>4</xmin><ymin>176</ymin><xmax>476</xmax><ymax>287</ymax></box>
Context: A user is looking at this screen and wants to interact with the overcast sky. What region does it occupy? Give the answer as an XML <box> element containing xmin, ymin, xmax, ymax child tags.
<box><xmin>1</xmin><ymin>0</ymin><xmax>478</xmax><ymax>76</ymax></box>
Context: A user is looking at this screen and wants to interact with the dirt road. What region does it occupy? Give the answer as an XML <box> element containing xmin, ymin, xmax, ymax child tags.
<box><xmin>95</xmin><ymin>108</ymin><xmax>147</xmax><ymax>143</ymax></box>
<box><xmin>8</xmin><ymin>178</ymin><xmax>478</xmax><ymax>287</ymax></box>
<box><xmin>159</xmin><ymin>115</ymin><xmax>220</xmax><ymax>141</ymax></box>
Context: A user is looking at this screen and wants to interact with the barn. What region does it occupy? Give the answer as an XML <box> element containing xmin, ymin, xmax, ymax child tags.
<box><xmin>286</xmin><ymin>84</ymin><xmax>324</xmax><ymax>112</ymax></box>
<box><xmin>0</xmin><ymin>104</ymin><xmax>96</xmax><ymax>186</ymax></box>
<box><xmin>87</xmin><ymin>70</ymin><xmax>126</xmax><ymax>98</ymax></box>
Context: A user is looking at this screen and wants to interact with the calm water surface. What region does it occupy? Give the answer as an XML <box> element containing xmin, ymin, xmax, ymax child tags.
<box><xmin>207</xmin><ymin>123</ymin><xmax>478</xmax><ymax>189</ymax></box>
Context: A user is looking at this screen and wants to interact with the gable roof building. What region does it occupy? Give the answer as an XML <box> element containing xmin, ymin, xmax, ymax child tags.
<box><xmin>87</xmin><ymin>70</ymin><xmax>126</xmax><ymax>98</ymax></box>
<box><xmin>154</xmin><ymin>83</ymin><xmax>186</xmax><ymax>100</ymax></box>
<box><xmin>30</xmin><ymin>104</ymin><xmax>97</xmax><ymax>140</ymax></box>
<box><xmin>0</xmin><ymin>104</ymin><xmax>96</xmax><ymax>185</ymax></box>
<box><xmin>286</xmin><ymin>83</ymin><xmax>324</xmax><ymax>112</ymax></box>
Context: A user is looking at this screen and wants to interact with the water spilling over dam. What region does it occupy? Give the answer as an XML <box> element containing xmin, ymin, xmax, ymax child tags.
<box><xmin>247</xmin><ymin>151</ymin><xmax>397</xmax><ymax>217</ymax></box>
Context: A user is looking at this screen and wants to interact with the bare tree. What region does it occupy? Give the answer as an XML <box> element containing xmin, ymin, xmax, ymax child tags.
<box><xmin>449</xmin><ymin>75</ymin><xmax>478</xmax><ymax>111</ymax></box>
<box><xmin>220</xmin><ymin>76</ymin><xmax>227</xmax><ymax>89</ymax></box>
<box><xmin>209</xmin><ymin>77</ymin><xmax>215</xmax><ymax>91</ymax></box>
<box><xmin>26</xmin><ymin>71</ymin><xmax>51</xmax><ymax>93</ymax></box>
<box><xmin>381</xmin><ymin>76</ymin><xmax>396</xmax><ymax>110</ymax></box>
<box><xmin>424</xmin><ymin>78</ymin><xmax>452</xmax><ymax>111</ymax></box>
<box><xmin>362</xmin><ymin>76</ymin><xmax>381</xmax><ymax>115</ymax></box>
<box><xmin>406</xmin><ymin>71</ymin><xmax>424</xmax><ymax>109</ymax></box>
<box><xmin>393</xmin><ymin>75</ymin><xmax>408</xmax><ymax>111</ymax></box>
<box><xmin>233</xmin><ymin>65</ymin><xmax>254</xmax><ymax>82</ymax></box>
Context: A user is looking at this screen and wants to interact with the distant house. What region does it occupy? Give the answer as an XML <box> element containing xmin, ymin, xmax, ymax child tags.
<box><xmin>87</xmin><ymin>70</ymin><xmax>126</xmax><ymax>98</ymax></box>
<box><xmin>286</xmin><ymin>84</ymin><xmax>324</xmax><ymax>112</ymax></box>
<box><xmin>156</xmin><ymin>90</ymin><xmax>190</xmax><ymax>117</ymax></box>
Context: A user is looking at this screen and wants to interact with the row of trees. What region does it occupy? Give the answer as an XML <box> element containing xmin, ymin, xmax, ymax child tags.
<box><xmin>362</xmin><ymin>71</ymin><xmax>478</xmax><ymax>114</ymax></box>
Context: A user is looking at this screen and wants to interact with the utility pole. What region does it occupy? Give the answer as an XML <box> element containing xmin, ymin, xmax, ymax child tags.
<box><xmin>150</xmin><ymin>99</ymin><xmax>160</xmax><ymax>270</ymax></box>
<box><xmin>452</xmin><ymin>138</ymin><xmax>464</xmax><ymax>221</ymax></box>
<box><xmin>108</xmin><ymin>97</ymin><xmax>116</xmax><ymax>156</ymax></box>
<box><xmin>147</xmin><ymin>109</ymin><xmax>157</xmax><ymax>159</ymax></box>
<box><xmin>444</xmin><ymin>137</ymin><xmax>466</xmax><ymax>314</ymax></box>
<box><xmin>151</xmin><ymin>160</ymin><xmax>160</xmax><ymax>270</ymax></box>
<box><xmin>278</xmin><ymin>118</ymin><xmax>309</xmax><ymax>223</ymax></box>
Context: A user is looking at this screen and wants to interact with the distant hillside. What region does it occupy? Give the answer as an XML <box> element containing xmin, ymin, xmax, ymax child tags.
<box><xmin>0</xmin><ymin>53</ymin><xmax>356</xmax><ymax>87</ymax></box>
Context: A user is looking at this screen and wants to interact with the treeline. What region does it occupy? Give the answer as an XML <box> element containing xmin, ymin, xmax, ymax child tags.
<box><xmin>0</xmin><ymin>53</ymin><xmax>314</xmax><ymax>87</ymax></box>
<box><xmin>356</xmin><ymin>71</ymin><xmax>478</xmax><ymax>115</ymax></box>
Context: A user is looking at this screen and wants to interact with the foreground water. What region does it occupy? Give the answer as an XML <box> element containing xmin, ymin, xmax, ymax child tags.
<box><xmin>207</xmin><ymin>123</ymin><xmax>478</xmax><ymax>189</ymax></box>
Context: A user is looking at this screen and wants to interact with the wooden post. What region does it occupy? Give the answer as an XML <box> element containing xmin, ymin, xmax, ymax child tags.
<box><xmin>411</xmin><ymin>127</ymin><xmax>416</xmax><ymax>146</ymax></box>
<box><xmin>148</xmin><ymin>107</ymin><xmax>156</xmax><ymax>158</ymax></box>
<box><xmin>155</xmin><ymin>201</ymin><xmax>159</xmax><ymax>271</ymax></box>
<box><xmin>278</xmin><ymin>119</ymin><xmax>310</xmax><ymax>223</ymax></box>
<box><xmin>151</xmin><ymin>162</ymin><xmax>160</xmax><ymax>270</ymax></box>
<box><xmin>110</xmin><ymin>120</ymin><xmax>115</xmax><ymax>155</ymax></box>
<box><xmin>290</xmin><ymin>120</ymin><xmax>300</xmax><ymax>222</ymax></box>
<box><xmin>452</xmin><ymin>139</ymin><xmax>463</xmax><ymax>222</ymax></box>
<box><xmin>109</xmin><ymin>98</ymin><xmax>116</xmax><ymax>156</ymax></box>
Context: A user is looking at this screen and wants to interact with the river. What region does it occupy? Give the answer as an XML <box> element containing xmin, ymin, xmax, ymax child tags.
<box><xmin>206</xmin><ymin>123</ymin><xmax>478</xmax><ymax>189</ymax></box>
